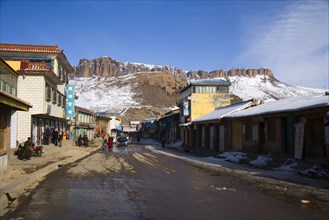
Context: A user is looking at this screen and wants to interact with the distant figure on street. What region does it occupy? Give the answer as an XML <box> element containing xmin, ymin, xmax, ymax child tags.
<box><xmin>53</xmin><ymin>129</ymin><xmax>59</xmax><ymax>146</ymax></box>
<box><xmin>45</xmin><ymin>126</ymin><xmax>51</xmax><ymax>145</ymax></box>
<box><xmin>161</xmin><ymin>132</ymin><xmax>166</xmax><ymax>149</ymax></box>
<box><xmin>107</xmin><ymin>136</ymin><xmax>113</xmax><ymax>151</ymax></box>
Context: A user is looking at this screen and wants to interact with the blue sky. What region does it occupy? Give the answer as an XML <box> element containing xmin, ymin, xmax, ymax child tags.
<box><xmin>1</xmin><ymin>0</ymin><xmax>328</xmax><ymax>89</ymax></box>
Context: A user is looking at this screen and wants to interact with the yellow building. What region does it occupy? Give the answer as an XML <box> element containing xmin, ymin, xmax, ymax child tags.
<box><xmin>178</xmin><ymin>78</ymin><xmax>231</xmax><ymax>151</ymax></box>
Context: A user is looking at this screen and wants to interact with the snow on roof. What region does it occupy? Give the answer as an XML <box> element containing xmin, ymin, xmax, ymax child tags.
<box><xmin>190</xmin><ymin>78</ymin><xmax>231</xmax><ymax>86</ymax></box>
<box><xmin>192</xmin><ymin>100</ymin><xmax>253</xmax><ymax>123</ymax></box>
<box><xmin>226</xmin><ymin>93</ymin><xmax>329</xmax><ymax>118</ymax></box>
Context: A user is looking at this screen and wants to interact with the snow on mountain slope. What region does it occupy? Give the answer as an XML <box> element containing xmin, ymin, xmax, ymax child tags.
<box><xmin>71</xmin><ymin>74</ymin><xmax>141</xmax><ymax>113</ymax></box>
<box><xmin>70</xmin><ymin>73</ymin><xmax>325</xmax><ymax>114</ymax></box>
<box><xmin>228</xmin><ymin>75</ymin><xmax>324</xmax><ymax>102</ymax></box>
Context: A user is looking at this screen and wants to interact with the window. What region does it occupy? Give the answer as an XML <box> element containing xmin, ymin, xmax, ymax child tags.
<box><xmin>57</xmin><ymin>92</ymin><xmax>61</xmax><ymax>106</ymax></box>
<box><xmin>52</xmin><ymin>88</ymin><xmax>57</xmax><ymax>104</ymax></box>
<box><xmin>46</xmin><ymin>84</ymin><xmax>51</xmax><ymax>101</ymax></box>
<box><xmin>267</xmin><ymin>120</ymin><xmax>276</xmax><ymax>142</ymax></box>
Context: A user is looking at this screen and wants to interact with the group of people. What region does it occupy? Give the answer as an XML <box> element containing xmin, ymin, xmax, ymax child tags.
<box><xmin>44</xmin><ymin>126</ymin><xmax>65</xmax><ymax>147</ymax></box>
<box><xmin>102</xmin><ymin>135</ymin><xmax>114</xmax><ymax>151</ymax></box>
<box><xmin>77</xmin><ymin>134</ymin><xmax>89</xmax><ymax>147</ymax></box>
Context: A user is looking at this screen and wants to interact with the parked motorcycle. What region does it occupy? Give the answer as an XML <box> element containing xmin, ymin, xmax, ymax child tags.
<box><xmin>14</xmin><ymin>142</ymin><xmax>44</xmax><ymax>160</ymax></box>
<box><xmin>31</xmin><ymin>143</ymin><xmax>44</xmax><ymax>157</ymax></box>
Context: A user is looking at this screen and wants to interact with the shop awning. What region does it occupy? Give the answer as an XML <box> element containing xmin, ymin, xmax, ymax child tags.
<box><xmin>0</xmin><ymin>90</ymin><xmax>32</xmax><ymax>111</ymax></box>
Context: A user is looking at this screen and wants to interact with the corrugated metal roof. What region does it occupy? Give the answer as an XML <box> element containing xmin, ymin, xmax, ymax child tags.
<box><xmin>226</xmin><ymin>93</ymin><xmax>329</xmax><ymax>118</ymax></box>
<box><xmin>192</xmin><ymin>100</ymin><xmax>253</xmax><ymax>123</ymax></box>
<box><xmin>190</xmin><ymin>78</ymin><xmax>231</xmax><ymax>86</ymax></box>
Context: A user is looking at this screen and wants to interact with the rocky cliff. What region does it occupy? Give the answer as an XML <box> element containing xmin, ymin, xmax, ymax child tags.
<box><xmin>71</xmin><ymin>56</ymin><xmax>273</xmax><ymax>80</ymax></box>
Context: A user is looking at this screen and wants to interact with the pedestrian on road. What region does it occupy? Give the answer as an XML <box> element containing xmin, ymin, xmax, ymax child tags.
<box><xmin>45</xmin><ymin>126</ymin><xmax>51</xmax><ymax>145</ymax></box>
<box><xmin>54</xmin><ymin>129</ymin><xmax>59</xmax><ymax>146</ymax></box>
<box><xmin>161</xmin><ymin>131</ymin><xmax>166</xmax><ymax>149</ymax></box>
<box><xmin>107</xmin><ymin>136</ymin><xmax>113</xmax><ymax>151</ymax></box>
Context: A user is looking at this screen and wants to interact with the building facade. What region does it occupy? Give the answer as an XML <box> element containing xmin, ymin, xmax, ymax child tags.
<box><xmin>0</xmin><ymin>44</ymin><xmax>74</xmax><ymax>144</ymax></box>
<box><xmin>178</xmin><ymin>79</ymin><xmax>231</xmax><ymax>151</ymax></box>
<box><xmin>0</xmin><ymin>58</ymin><xmax>32</xmax><ymax>171</ymax></box>
<box><xmin>71</xmin><ymin>106</ymin><xmax>96</xmax><ymax>142</ymax></box>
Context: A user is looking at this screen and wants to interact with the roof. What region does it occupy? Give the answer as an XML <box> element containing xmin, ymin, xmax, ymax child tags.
<box><xmin>180</xmin><ymin>78</ymin><xmax>231</xmax><ymax>93</ymax></box>
<box><xmin>75</xmin><ymin>106</ymin><xmax>95</xmax><ymax>115</ymax></box>
<box><xmin>0</xmin><ymin>44</ymin><xmax>63</xmax><ymax>54</ymax></box>
<box><xmin>226</xmin><ymin>93</ymin><xmax>329</xmax><ymax>118</ymax></box>
<box><xmin>192</xmin><ymin>100</ymin><xmax>254</xmax><ymax>123</ymax></box>
<box><xmin>0</xmin><ymin>43</ymin><xmax>74</xmax><ymax>72</ymax></box>
<box><xmin>190</xmin><ymin>78</ymin><xmax>231</xmax><ymax>86</ymax></box>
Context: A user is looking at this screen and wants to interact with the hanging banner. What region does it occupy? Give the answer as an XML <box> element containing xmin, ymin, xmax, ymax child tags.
<box><xmin>183</xmin><ymin>100</ymin><xmax>190</xmax><ymax>116</ymax></box>
<box><xmin>66</xmin><ymin>84</ymin><xmax>75</xmax><ymax>117</ymax></box>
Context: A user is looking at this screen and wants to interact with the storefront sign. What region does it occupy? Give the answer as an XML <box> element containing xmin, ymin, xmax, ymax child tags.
<box><xmin>66</xmin><ymin>84</ymin><xmax>75</xmax><ymax>117</ymax></box>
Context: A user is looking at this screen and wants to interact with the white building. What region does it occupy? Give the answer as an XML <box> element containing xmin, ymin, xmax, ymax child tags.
<box><xmin>0</xmin><ymin>44</ymin><xmax>74</xmax><ymax>145</ymax></box>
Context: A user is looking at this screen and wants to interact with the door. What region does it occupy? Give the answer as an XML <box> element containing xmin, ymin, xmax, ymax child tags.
<box><xmin>219</xmin><ymin>125</ymin><xmax>225</xmax><ymax>152</ymax></box>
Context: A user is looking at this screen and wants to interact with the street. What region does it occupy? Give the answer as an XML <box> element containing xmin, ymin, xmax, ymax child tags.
<box><xmin>3</xmin><ymin>144</ymin><xmax>328</xmax><ymax>220</ymax></box>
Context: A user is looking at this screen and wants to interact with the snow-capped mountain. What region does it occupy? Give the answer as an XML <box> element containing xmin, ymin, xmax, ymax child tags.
<box><xmin>70</xmin><ymin>56</ymin><xmax>325</xmax><ymax>121</ymax></box>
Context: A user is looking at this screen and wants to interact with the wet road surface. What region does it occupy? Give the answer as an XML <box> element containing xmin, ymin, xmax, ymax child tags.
<box><xmin>3</xmin><ymin>145</ymin><xmax>328</xmax><ymax>220</ymax></box>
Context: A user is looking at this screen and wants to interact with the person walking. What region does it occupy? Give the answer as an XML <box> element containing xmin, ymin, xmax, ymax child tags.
<box><xmin>45</xmin><ymin>126</ymin><xmax>51</xmax><ymax>145</ymax></box>
<box><xmin>53</xmin><ymin>129</ymin><xmax>59</xmax><ymax>146</ymax></box>
<box><xmin>107</xmin><ymin>136</ymin><xmax>113</xmax><ymax>151</ymax></box>
<box><xmin>161</xmin><ymin>131</ymin><xmax>166</xmax><ymax>149</ymax></box>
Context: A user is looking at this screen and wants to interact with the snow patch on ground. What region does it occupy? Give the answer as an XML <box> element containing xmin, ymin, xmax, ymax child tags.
<box><xmin>217</xmin><ymin>152</ymin><xmax>247</xmax><ymax>163</ymax></box>
<box><xmin>249</xmin><ymin>155</ymin><xmax>272</xmax><ymax>167</ymax></box>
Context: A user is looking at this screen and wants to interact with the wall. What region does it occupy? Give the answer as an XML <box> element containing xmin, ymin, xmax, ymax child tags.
<box><xmin>190</xmin><ymin>93</ymin><xmax>230</xmax><ymax>121</ymax></box>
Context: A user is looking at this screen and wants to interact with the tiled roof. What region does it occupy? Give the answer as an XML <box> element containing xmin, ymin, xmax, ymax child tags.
<box><xmin>0</xmin><ymin>43</ymin><xmax>62</xmax><ymax>54</ymax></box>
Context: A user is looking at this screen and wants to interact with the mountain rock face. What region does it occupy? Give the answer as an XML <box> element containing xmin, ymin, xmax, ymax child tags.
<box><xmin>72</xmin><ymin>57</ymin><xmax>186</xmax><ymax>79</ymax></box>
<box><xmin>71</xmin><ymin>57</ymin><xmax>273</xmax><ymax>80</ymax></box>
<box><xmin>69</xmin><ymin>56</ymin><xmax>323</xmax><ymax>122</ymax></box>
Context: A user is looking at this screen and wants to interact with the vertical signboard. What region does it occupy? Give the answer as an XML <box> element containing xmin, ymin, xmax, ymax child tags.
<box><xmin>183</xmin><ymin>100</ymin><xmax>190</xmax><ymax>116</ymax></box>
<box><xmin>66</xmin><ymin>84</ymin><xmax>75</xmax><ymax>117</ymax></box>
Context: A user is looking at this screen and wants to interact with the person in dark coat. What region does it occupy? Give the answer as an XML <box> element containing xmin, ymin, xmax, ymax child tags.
<box><xmin>22</xmin><ymin>137</ymin><xmax>32</xmax><ymax>160</ymax></box>
<box><xmin>53</xmin><ymin>129</ymin><xmax>59</xmax><ymax>146</ymax></box>
<box><xmin>161</xmin><ymin>131</ymin><xmax>166</xmax><ymax>149</ymax></box>
<box><xmin>107</xmin><ymin>136</ymin><xmax>113</xmax><ymax>151</ymax></box>
<box><xmin>45</xmin><ymin>126</ymin><xmax>51</xmax><ymax>145</ymax></box>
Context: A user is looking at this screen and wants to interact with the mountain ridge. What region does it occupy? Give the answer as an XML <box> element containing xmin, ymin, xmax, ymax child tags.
<box><xmin>71</xmin><ymin>56</ymin><xmax>274</xmax><ymax>80</ymax></box>
<box><xmin>69</xmin><ymin>56</ymin><xmax>324</xmax><ymax>122</ymax></box>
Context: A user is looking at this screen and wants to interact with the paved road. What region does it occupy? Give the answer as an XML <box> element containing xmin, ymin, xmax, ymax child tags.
<box><xmin>3</xmin><ymin>145</ymin><xmax>327</xmax><ymax>220</ymax></box>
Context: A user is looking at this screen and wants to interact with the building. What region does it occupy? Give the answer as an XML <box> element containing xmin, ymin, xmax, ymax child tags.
<box><xmin>225</xmin><ymin>93</ymin><xmax>329</xmax><ymax>160</ymax></box>
<box><xmin>177</xmin><ymin>78</ymin><xmax>231</xmax><ymax>151</ymax></box>
<box><xmin>156</xmin><ymin>108</ymin><xmax>180</xmax><ymax>143</ymax></box>
<box><xmin>71</xmin><ymin>106</ymin><xmax>96</xmax><ymax>141</ymax></box>
<box><xmin>0</xmin><ymin>58</ymin><xmax>32</xmax><ymax>171</ymax></box>
<box><xmin>192</xmin><ymin>100</ymin><xmax>254</xmax><ymax>156</ymax></box>
<box><xmin>95</xmin><ymin>114</ymin><xmax>111</xmax><ymax>138</ymax></box>
<box><xmin>0</xmin><ymin>43</ymin><xmax>74</xmax><ymax>144</ymax></box>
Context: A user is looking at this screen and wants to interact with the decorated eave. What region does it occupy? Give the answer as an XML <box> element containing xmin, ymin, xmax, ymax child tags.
<box><xmin>16</xmin><ymin>61</ymin><xmax>63</xmax><ymax>85</ymax></box>
<box><xmin>0</xmin><ymin>43</ymin><xmax>74</xmax><ymax>73</ymax></box>
<box><xmin>75</xmin><ymin>105</ymin><xmax>95</xmax><ymax>115</ymax></box>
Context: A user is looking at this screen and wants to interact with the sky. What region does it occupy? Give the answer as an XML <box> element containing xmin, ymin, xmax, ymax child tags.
<box><xmin>0</xmin><ymin>0</ymin><xmax>328</xmax><ymax>89</ymax></box>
